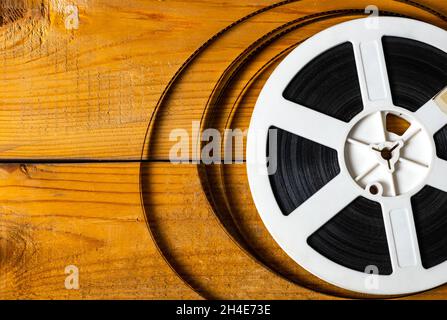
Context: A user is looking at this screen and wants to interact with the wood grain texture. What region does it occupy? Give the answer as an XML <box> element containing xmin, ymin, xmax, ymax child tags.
<box><xmin>0</xmin><ymin>0</ymin><xmax>446</xmax><ymax>299</ymax></box>
<box><xmin>0</xmin><ymin>163</ymin><xmax>199</xmax><ymax>299</ymax></box>
<box><xmin>0</xmin><ymin>0</ymin><xmax>289</xmax><ymax>160</ymax></box>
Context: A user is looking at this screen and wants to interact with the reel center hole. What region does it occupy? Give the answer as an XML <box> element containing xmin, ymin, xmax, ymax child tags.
<box><xmin>381</xmin><ymin>148</ymin><xmax>392</xmax><ymax>161</ymax></box>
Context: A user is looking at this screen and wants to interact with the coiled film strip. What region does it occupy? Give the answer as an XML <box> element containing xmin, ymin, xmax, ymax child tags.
<box><xmin>142</xmin><ymin>0</ymin><xmax>447</xmax><ymax>299</ymax></box>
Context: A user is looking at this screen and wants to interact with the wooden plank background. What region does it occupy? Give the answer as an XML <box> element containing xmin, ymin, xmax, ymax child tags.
<box><xmin>0</xmin><ymin>0</ymin><xmax>446</xmax><ymax>299</ymax></box>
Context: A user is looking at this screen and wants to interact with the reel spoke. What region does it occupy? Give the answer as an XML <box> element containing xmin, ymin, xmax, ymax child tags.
<box><xmin>426</xmin><ymin>157</ymin><xmax>447</xmax><ymax>192</ymax></box>
<box><xmin>416</xmin><ymin>93</ymin><xmax>447</xmax><ymax>135</ymax></box>
<box><xmin>352</xmin><ymin>34</ymin><xmax>394</xmax><ymax>110</ymax></box>
<box><xmin>284</xmin><ymin>174</ymin><xmax>360</xmax><ymax>240</ymax></box>
<box><xmin>263</xmin><ymin>97</ymin><xmax>347</xmax><ymax>150</ymax></box>
<box><xmin>380</xmin><ymin>198</ymin><xmax>422</xmax><ymax>273</ymax></box>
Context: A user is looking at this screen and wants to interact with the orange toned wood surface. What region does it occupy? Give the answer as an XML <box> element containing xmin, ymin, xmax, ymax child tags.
<box><xmin>0</xmin><ymin>0</ymin><xmax>446</xmax><ymax>299</ymax></box>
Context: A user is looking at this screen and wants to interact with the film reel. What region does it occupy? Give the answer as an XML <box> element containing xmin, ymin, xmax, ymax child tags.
<box><xmin>246</xmin><ymin>17</ymin><xmax>447</xmax><ymax>295</ymax></box>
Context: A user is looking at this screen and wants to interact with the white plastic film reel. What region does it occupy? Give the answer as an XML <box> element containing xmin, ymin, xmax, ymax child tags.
<box><xmin>246</xmin><ymin>17</ymin><xmax>447</xmax><ymax>295</ymax></box>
